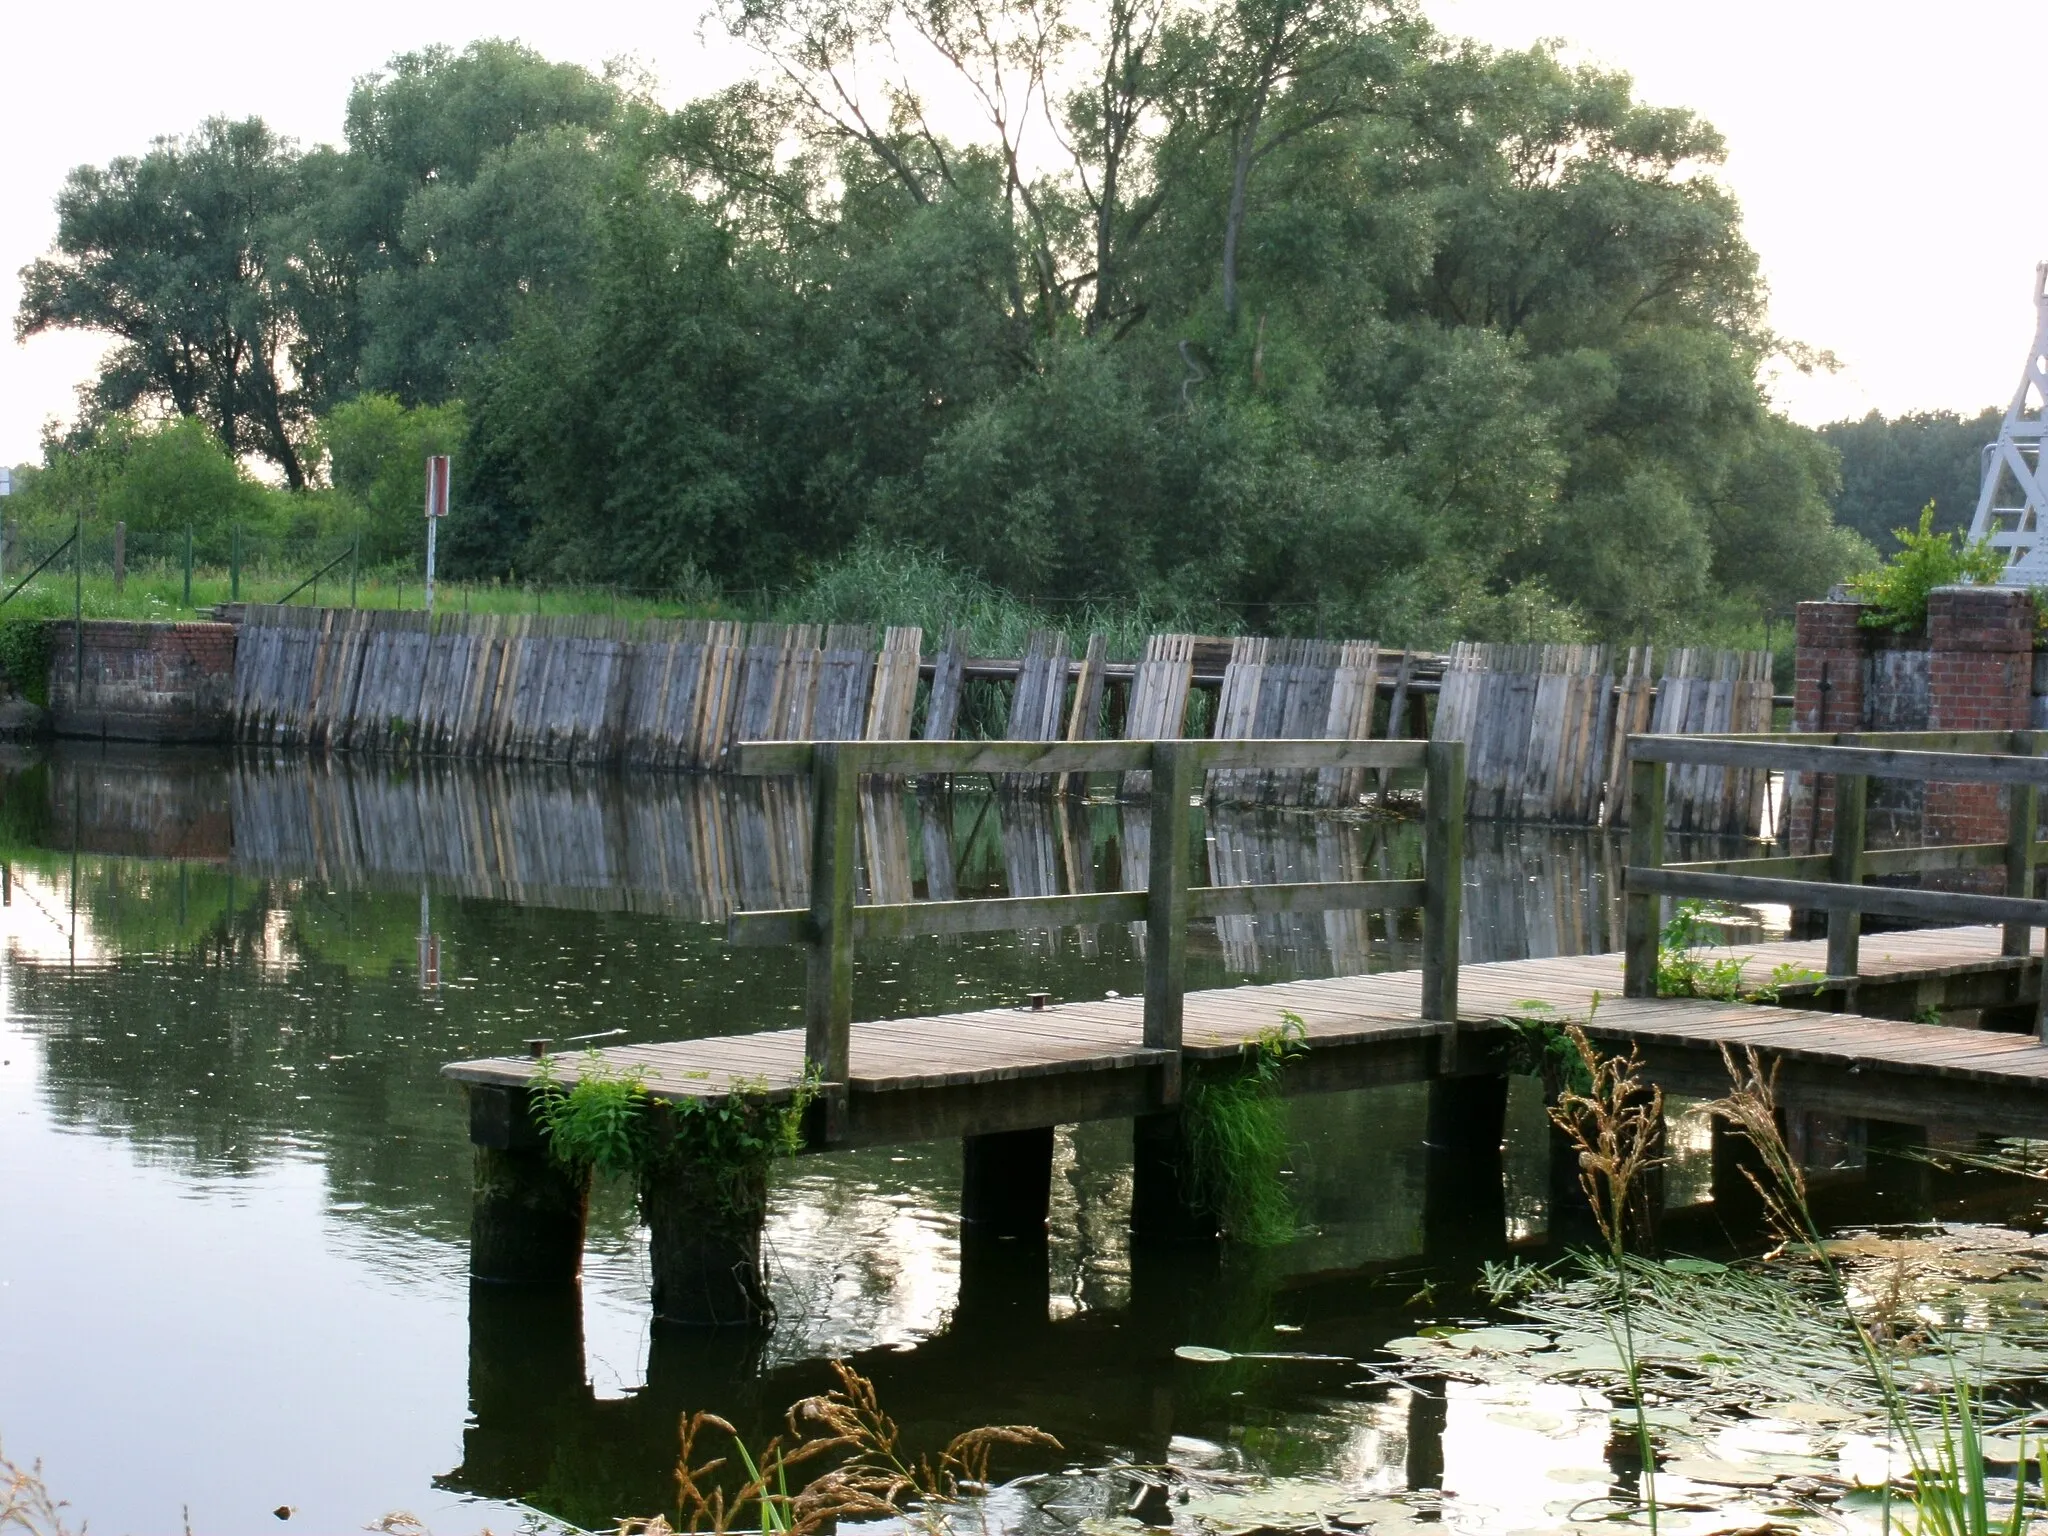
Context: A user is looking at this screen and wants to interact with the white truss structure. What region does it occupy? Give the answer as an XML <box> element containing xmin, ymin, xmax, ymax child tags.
<box><xmin>1971</xmin><ymin>263</ymin><xmax>2048</xmax><ymax>582</ymax></box>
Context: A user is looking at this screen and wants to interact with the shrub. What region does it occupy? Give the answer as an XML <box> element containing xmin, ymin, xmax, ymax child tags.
<box><xmin>1847</xmin><ymin>503</ymin><xmax>2005</xmax><ymax>633</ymax></box>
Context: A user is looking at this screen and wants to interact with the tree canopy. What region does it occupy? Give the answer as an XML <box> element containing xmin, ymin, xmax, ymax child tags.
<box><xmin>14</xmin><ymin>18</ymin><xmax>1876</xmax><ymax>645</ymax></box>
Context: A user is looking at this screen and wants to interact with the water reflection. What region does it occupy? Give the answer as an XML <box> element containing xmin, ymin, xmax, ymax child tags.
<box><xmin>3</xmin><ymin>743</ymin><xmax>1988</xmax><ymax>1532</ymax></box>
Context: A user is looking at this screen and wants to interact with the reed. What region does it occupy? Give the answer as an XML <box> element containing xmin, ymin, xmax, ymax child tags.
<box><xmin>1711</xmin><ymin>1044</ymin><xmax>2046</xmax><ymax>1534</ymax></box>
<box><xmin>1546</xmin><ymin>1015</ymin><xmax>1667</xmax><ymax>1530</ymax></box>
<box><xmin>626</xmin><ymin>1360</ymin><xmax>1060</xmax><ymax>1536</ymax></box>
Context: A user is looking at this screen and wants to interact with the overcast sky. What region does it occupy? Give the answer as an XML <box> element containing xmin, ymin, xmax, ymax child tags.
<box><xmin>3</xmin><ymin>0</ymin><xmax>2043</xmax><ymax>469</ymax></box>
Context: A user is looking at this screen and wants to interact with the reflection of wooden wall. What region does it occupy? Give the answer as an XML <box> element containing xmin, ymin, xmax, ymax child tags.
<box><xmin>1205</xmin><ymin>807</ymin><xmax>1376</xmax><ymax>977</ymax></box>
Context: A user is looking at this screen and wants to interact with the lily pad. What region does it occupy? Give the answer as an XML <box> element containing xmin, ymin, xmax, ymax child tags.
<box><xmin>1174</xmin><ymin>1345</ymin><xmax>1234</xmax><ymax>1364</ymax></box>
<box><xmin>1663</xmin><ymin>1458</ymin><xmax>1778</xmax><ymax>1489</ymax></box>
<box><xmin>1488</xmin><ymin>1409</ymin><xmax>1568</xmax><ymax>1434</ymax></box>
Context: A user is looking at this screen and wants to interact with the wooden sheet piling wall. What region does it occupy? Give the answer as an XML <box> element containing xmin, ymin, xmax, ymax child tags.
<box><xmin>1432</xmin><ymin>642</ymin><xmax>1773</xmax><ymax>834</ymax></box>
<box><xmin>230</xmin><ymin>606</ymin><xmax>1774</xmax><ymax>829</ymax></box>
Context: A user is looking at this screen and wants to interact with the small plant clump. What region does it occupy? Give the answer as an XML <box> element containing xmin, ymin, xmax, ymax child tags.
<box><xmin>1656</xmin><ymin>900</ymin><xmax>1821</xmax><ymax>1003</ymax></box>
<box><xmin>1848</xmin><ymin>504</ymin><xmax>2007</xmax><ymax>634</ymax></box>
<box><xmin>1180</xmin><ymin>1013</ymin><xmax>1307</xmax><ymax>1246</ymax></box>
<box><xmin>532</xmin><ymin>1050</ymin><xmax>820</xmax><ymax>1216</ymax></box>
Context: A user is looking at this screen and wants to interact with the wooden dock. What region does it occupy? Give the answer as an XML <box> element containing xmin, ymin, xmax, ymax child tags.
<box><xmin>445</xmin><ymin>924</ymin><xmax>2048</xmax><ymax>1147</ymax></box>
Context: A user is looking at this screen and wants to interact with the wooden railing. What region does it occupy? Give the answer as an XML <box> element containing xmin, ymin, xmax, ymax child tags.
<box><xmin>1622</xmin><ymin>730</ymin><xmax>2048</xmax><ymax>1009</ymax></box>
<box><xmin>728</xmin><ymin>737</ymin><xmax>1467</xmax><ymax>1103</ymax></box>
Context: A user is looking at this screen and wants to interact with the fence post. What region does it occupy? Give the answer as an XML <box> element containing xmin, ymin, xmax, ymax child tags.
<box><xmin>806</xmin><ymin>742</ymin><xmax>858</xmax><ymax>1108</ymax></box>
<box><xmin>1422</xmin><ymin>737</ymin><xmax>1465</xmax><ymax>1023</ymax></box>
<box><xmin>230</xmin><ymin>525</ymin><xmax>241</xmax><ymax>603</ymax></box>
<box><xmin>2005</xmin><ymin>731</ymin><xmax>2041</xmax><ymax>959</ymax></box>
<box><xmin>1144</xmin><ymin>740</ymin><xmax>1196</xmax><ymax>1073</ymax></box>
<box><xmin>350</xmin><ymin>536</ymin><xmax>360</xmax><ymax>609</ymax></box>
<box><xmin>112</xmin><ymin>521</ymin><xmax>125</xmax><ymax>594</ymax></box>
<box><xmin>182</xmin><ymin>527</ymin><xmax>193</xmax><ymax>608</ymax></box>
<box><xmin>1826</xmin><ymin>773</ymin><xmax>1867</xmax><ymax>979</ymax></box>
<box><xmin>72</xmin><ymin>506</ymin><xmax>83</xmax><ymax>699</ymax></box>
<box><xmin>1623</xmin><ymin>755</ymin><xmax>1667</xmax><ymax>997</ymax></box>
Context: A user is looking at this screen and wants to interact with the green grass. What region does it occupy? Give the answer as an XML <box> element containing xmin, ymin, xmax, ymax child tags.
<box><xmin>0</xmin><ymin>561</ymin><xmax>735</xmax><ymax>625</ymax></box>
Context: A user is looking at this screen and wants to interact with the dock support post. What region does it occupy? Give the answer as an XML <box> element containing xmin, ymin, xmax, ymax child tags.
<box><xmin>1865</xmin><ymin>1120</ymin><xmax>1932</xmax><ymax>1222</ymax></box>
<box><xmin>646</xmin><ymin>1160</ymin><xmax>771</xmax><ymax>1326</ymax></box>
<box><xmin>1421</xmin><ymin>1074</ymin><xmax>1508</xmax><ymax>1262</ymax></box>
<box><xmin>468</xmin><ymin>1086</ymin><xmax>590</xmax><ymax>1286</ymax></box>
<box><xmin>1623</xmin><ymin>757</ymin><xmax>1666</xmax><ymax>998</ymax></box>
<box><xmin>1710</xmin><ymin>1112</ymin><xmax>1781</xmax><ymax>1239</ymax></box>
<box><xmin>807</xmin><ymin>741</ymin><xmax>857</xmax><ymax>1120</ymax></box>
<box><xmin>961</xmin><ymin>1126</ymin><xmax>1055</xmax><ymax>1237</ymax></box>
<box><xmin>1130</xmin><ymin>1112</ymin><xmax>1220</xmax><ymax>1244</ymax></box>
<box><xmin>1421</xmin><ymin>737</ymin><xmax>1465</xmax><ymax>1026</ymax></box>
<box><xmin>1826</xmin><ymin>772</ymin><xmax>1867</xmax><ymax>980</ymax></box>
<box><xmin>2005</xmin><ymin>732</ymin><xmax>2039</xmax><ymax>960</ymax></box>
<box><xmin>1145</xmin><ymin>741</ymin><xmax>1196</xmax><ymax>1076</ymax></box>
<box><xmin>958</xmin><ymin>1127</ymin><xmax>1055</xmax><ymax>1328</ymax></box>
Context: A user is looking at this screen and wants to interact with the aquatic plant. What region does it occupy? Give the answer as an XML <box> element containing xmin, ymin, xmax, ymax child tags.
<box><xmin>635</xmin><ymin>1360</ymin><xmax>1060</xmax><ymax>1536</ymax></box>
<box><xmin>1711</xmin><ymin>1045</ymin><xmax>2048</xmax><ymax>1534</ymax></box>
<box><xmin>0</xmin><ymin>621</ymin><xmax>51</xmax><ymax>709</ymax></box>
<box><xmin>1912</xmin><ymin>1375</ymin><xmax>2044</xmax><ymax>1536</ymax></box>
<box><xmin>0</xmin><ymin>1442</ymin><xmax>79</xmax><ymax>1536</ymax></box>
<box><xmin>1181</xmin><ymin>1013</ymin><xmax>1307</xmax><ymax>1246</ymax></box>
<box><xmin>1546</xmin><ymin>1018</ymin><xmax>1667</xmax><ymax>1530</ymax></box>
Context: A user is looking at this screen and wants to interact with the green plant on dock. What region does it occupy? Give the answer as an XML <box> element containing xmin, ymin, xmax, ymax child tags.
<box><xmin>533</xmin><ymin>1052</ymin><xmax>823</xmax><ymax>1217</ymax></box>
<box><xmin>653</xmin><ymin>1068</ymin><xmax>823</xmax><ymax>1216</ymax></box>
<box><xmin>533</xmin><ymin>1051</ymin><xmax>653</xmax><ymax>1179</ymax></box>
<box><xmin>1656</xmin><ymin>900</ymin><xmax>1750</xmax><ymax>1000</ymax></box>
<box><xmin>1181</xmin><ymin>1013</ymin><xmax>1306</xmax><ymax>1246</ymax></box>
<box><xmin>1499</xmin><ymin>999</ymin><xmax>1594</xmax><ymax>1094</ymax></box>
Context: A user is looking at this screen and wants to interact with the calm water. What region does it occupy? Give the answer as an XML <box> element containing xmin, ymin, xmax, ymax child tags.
<box><xmin>0</xmin><ymin>746</ymin><xmax>2028</xmax><ymax>1534</ymax></box>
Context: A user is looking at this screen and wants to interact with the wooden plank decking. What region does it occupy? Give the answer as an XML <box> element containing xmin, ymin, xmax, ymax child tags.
<box><xmin>445</xmin><ymin>924</ymin><xmax>2048</xmax><ymax>1140</ymax></box>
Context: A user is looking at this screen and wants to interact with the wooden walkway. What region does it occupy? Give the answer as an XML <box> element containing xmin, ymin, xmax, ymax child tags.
<box><xmin>446</xmin><ymin>924</ymin><xmax>2048</xmax><ymax>1142</ymax></box>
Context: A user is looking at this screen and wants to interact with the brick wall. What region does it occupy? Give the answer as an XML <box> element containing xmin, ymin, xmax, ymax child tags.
<box><xmin>43</xmin><ymin>620</ymin><xmax>236</xmax><ymax>743</ymax></box>
<box><xmin>1788</xmin><ymin>600</ymin><xmax>1875</xmax><ymax>851</ymax></box>
<box><xmin>1924</xmin><ymin>586</ymin><xmax>2035</xmax><ymax>845</ymax></box>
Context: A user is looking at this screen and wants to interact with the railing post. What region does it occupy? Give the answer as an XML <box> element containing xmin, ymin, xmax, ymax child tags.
<box><xmin>2005</xmin><ymin>732</ymin><xmax>2040</xmax><ymax>959</ymax></box>
<box><xmin>182</xmin><ymin>527</ymin><xmax>193</xmax><ymax>608</ymax></box>
<box><xmin>1623</xmin><ymin>755</ymin><xmax>1666</xmax><ymax>998</ymax></box>
<box><xmin>230</xmin><ymin>525</ymin><xmax>241</xmax><ymax>603</ymax></box>
<box><xmin>1827</xmin><ymin>772</ymin><xmax>1867</xmax><ymax>979</ymax></box>
<box><xmin>806</xmin><ymin>743</ymin><xmax>857</xmax><ymax>1098</ymax></box>
<box><xmin>1422</xmin><ymin>737</ymin><xmax>1465</xmax><ymax>1022</ymax></box>
<box><xmin>1144</xmin><ymin>740</ymin><xmax>1196</xmax><ymax>1070</ymax></box>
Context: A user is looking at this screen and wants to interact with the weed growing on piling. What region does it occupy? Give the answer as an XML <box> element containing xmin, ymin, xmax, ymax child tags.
<box><xmin>534</xmin><ymin>1051</ymin><xmax>653</xmax><ymax>1178</ymax></box>
<box><xmin>533</xmin><ymin>1051</ymin><xmax>821</xmax><ymax>1216</ymax></box>
<box><xmin>1181</xmin><ymin>1013</ymin><xmax>1307</xmax><ymax>1246</ymax></box>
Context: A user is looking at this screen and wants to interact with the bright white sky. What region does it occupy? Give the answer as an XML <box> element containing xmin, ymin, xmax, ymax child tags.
<box><xmin>2</xmin><ymin>0</ymin><xmax>2043</xmax><ymax>469</ymax></box>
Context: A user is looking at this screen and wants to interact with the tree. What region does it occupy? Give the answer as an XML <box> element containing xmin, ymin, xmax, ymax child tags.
<box><xmin>17</xmin><ymin>118</ymin><xmax>314</xmax><ymax>486</ymax></box>
<box><xmin>6</xmin><ymin>415</ymin><xmax>280</xmax><ymax>549</ymax></box>
<box><xmin>321</xmin><ymin>394</ymin><xmax>469</xmax><ymax>563</ymax></box>
<box><xmin>1819</xmin><ymin>408</ymin><xmax>2002</xmax><ymax>549</ymax></box>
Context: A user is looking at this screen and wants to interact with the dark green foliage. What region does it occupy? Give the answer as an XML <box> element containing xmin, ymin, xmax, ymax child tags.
<box><xmin>0</xmin><ymin>621</ymin><xmax>51</xmax><ymax>709</ymax></box>
<box><xmin>1820</xmin><ymin>409</ymin><xmax>2003</xmax><ymax>546</ymax></box>
<box><xmin>17</xmin><ymin>22</ymin><xmax>1876</xmax><ymax>643</ymax></box>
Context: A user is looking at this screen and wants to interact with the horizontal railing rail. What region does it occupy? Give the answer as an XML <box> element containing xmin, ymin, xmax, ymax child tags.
<box><xmin>727</xmin><ymin>736</ymin><xmax>1464</xmax><ymax>1134</ymax></box>
<box><xmin>1621</xmin><ymin>730</ymin><xmax>2048</xmax><ymax>1032</ymax></box>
